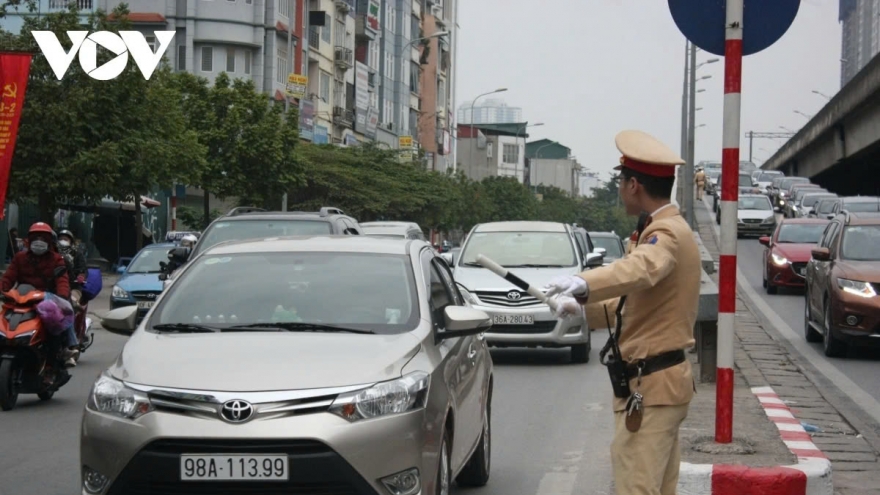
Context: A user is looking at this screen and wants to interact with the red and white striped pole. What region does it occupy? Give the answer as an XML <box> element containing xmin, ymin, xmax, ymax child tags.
<box><xmin>170</xmin><ymin>185</ymin><xmax>178</xmax><ymax>231</ymax></box>
<box><xmin>716</xmin><ymin>0</ymin><xmax>743</xmax><ymax>444</ymax></box>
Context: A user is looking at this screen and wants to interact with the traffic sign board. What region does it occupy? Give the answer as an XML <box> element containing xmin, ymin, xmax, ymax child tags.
<box><xmin>668</xmin><ymin>0</ymin><xmax>800</xmax><ymax>56</ymax></box>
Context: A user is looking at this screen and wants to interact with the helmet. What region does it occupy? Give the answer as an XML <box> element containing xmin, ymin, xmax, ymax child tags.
<box><xmin>28</xmin><ymin>222</ymin><xmax>55</xmax><ymax>239</ymax></box>
<box><xmin>58</xmin><ymin>229</ymin><xmax>75</xmax><ymax>241</ymax></box>
<box><xmin>180</xmin><ymin>234</ymin><xmax>198</xmax><ymax>248</ymax></box>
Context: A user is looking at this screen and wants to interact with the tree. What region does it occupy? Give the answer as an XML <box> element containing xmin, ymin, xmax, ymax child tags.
<box><xmin>480</xmin><ymin>176</ymin><xmax>539</xmax><ymax>222</ymax></box>
<box><xmin>173</xmin><ymin>72</ymin><xmax>304</xmax><ymax>224</ymax></box>
<box><xmin>2</xmin><ymin>5</ymin><xmax>205</xmax><ymax>246</ymax></box>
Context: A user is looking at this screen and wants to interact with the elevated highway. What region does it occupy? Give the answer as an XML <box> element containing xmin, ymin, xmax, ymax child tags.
<box><xmin>763</xmin><ymin>52</ymin><xmax>880</xmax><ymax>195</ymax></box>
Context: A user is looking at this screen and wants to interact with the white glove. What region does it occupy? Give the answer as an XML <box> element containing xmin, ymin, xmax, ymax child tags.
<box><xmin>552</xmin><ymin>295</ymin><xmax>582</xmax><ymax>319</ymax></box>
<box><xmin>544</xmin><ymin>275</ymin><xmax>588</xmax><ymax>298</ymax></box>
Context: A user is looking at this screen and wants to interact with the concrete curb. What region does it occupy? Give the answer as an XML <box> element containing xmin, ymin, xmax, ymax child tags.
<box><xmin>677</xmin><ymin>386</ymin><xmax>833</xmax><ymax>495</ymax></box>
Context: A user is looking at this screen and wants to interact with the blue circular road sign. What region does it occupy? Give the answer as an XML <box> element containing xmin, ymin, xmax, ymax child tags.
<box><xmin>668</xmin><ymin>0</ymin><xmax>801</xmax><ymax>56</ymax></box>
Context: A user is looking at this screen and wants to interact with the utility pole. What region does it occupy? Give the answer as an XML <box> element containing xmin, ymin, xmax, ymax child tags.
<box><xmin>743</xmin><ymin>131</ymin><xmax>795</xmax><ymax>164</ymax></box>
<box><xmin>684</xmin><ymin>41</ymin><xmax>697</xmax><ymax>228</ymax></box>
<box><xmin>280</xmin><ymin>0</ymin><xmax>295</xmax><ymax>211</ymax></box>
<box><xmin>679</xmin><ymin>40</ymin><xmax>689</xmax><ymax>207</ymax></box>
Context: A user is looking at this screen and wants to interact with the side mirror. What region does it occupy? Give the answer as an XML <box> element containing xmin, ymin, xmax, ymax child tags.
<box><xmin>758</xmin><ymin>236</ymin><xmax>771</xmax><ymax>246</ymax></box>
<box><xmin>101</xmin><ymin>305</ymin><xmax>138</xmax><ymax>334</ymax></box>
<box><xmin>826</xmin><ymin>214</ymin><xmax>835</xmax><ymax>220</ymax></box>
<box><xmin>594</xmin><ymin>247</ymin><xmax>607</xmax><ymax>256</ymax></box>
<box><xmin>438</xmin><ymin>306</ymin><xmax>491</xmax><ymax>339</ymax></box>
<box><xmin>440</xmin><ymin>252</ymin><xmax>453</xmax><ymax>266</ymax></box>
<box><xmin>117</xmin><ymin>265</ymin><xmax>126</xmax><ymax>274</ymax></box>
<box><xmin>811</xmin><ymin>247</ymin><xmax>831</xmax><ymax>261</ymax></box>
<box><xmin>584</xmin><ymin>252</ymin><xmax>604</xmax><ymax>268</ymax></box>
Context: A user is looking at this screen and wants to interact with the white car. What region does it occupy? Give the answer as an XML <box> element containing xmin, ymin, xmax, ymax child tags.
<box><xmin>737</xmin><ymin>194</ymin><xmax>777</xmax><ymax>238</ymax></box>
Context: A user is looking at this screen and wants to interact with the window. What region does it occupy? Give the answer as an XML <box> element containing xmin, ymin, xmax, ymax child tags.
<box><xmin>486</xmin><ymin>142</ymin><xmax>493</xmax><ymax>158</ymax></box>
<box><xmin>409</xmin><ymin>62</ymin><xmax>420</xmax><ymax>94</ymax></box>
<box><xmin>384</xmin><ymin>52</ymin><xmax>393</xmax><ymax>78</ymax></box>
<box><xmin>428</xmin><ymin>263</ymin><xmax>452</xmax><ymax>325</ymax></box>
<box><xmin>335</xmin><ymin>19</ymin><xmax>345</xmax><ymax>47</ymax></box>
<box><xmin>502</xmin><ymin>143</ymin><xmax>518</xmax><ymax>164</ymax></box>
<box><xmin>333</xmin><ymin>79</ymin><xmax>345</xmax><ymax>107</ymax></box>
<box><xmin>840</xmin><ymin>225</ymin><xmax>880</xmax><ymax>261</ymax></box>
<box><xmin>276</xmin><ymin>45</ymin><xmax>288</xmax><ymax>84</ymax></box>
<box><xmin>387</xmin><ymin>6</ymin><xmax>396</xmax><ymax>33</ymax></box>
<box><xmin>145</xmin><ymin>35</ymin><xmax>156</xmax><ymax>52</ymax></box>
<box><xmin>277</xmin><ymin>0</ymin><xmax>289</xmax><ymax>17</ymax></box>
<box><xmin>226</xmin><ymin>48</ymin><xmax>236</xmax><ymax>72</ymax></box>
<box><xmin>437</xmin><ymin>78</ymin><xmax>446</xmax><ymax>108</ymax></box>
<box><xmin>460</xmin><ymin>232</ymin><xmax>578</xmax><ymax>267</ymax></box>
<box><xmin>244</xmin><ymin>50</ymin><xmax>252</xmax><ymax>74</ymax></box>
<box><xmin>322</xmin><ymin>23</ymin><xmax>331</xmax><ymax>43</ymax></box>
<box><xmin>776</xmin><ymin>224</ymin><xmax>827</xmax><ymax>244</ymax></box>
<box><xmin>383</xmin><ymin>100</ymin><xmax>393</xmax><ymax>125</ymax></box>
<box><xmin>320</xmin><ymin>72</ymin><xmax>331</xmax><ymax>102</ymax></box>
<box><xmin>737</xmin><ymin>196</ymin><xmax>772</xmax><ymax>210</ymax></box>
<box><xmin>411</xmin><ymin>15</ymin><xmax>421</xmax><ymax>43</ymax></box>
<box><xmin>177</xmin><ymin>45</ymin><xmax>186</xmax><ymax>70</ymax></box>
<box><xmin>200</xmin><ymin>46</ymin><xmax>213</xmax><ymax>72</ymax></box>
<box><xmin>369</xmin><ymin>41</ymin><xmax>379</xmax><ymax>71</ymax></box>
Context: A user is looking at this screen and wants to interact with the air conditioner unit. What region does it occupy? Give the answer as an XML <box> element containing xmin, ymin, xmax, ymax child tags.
<box><xmin>334</xmin><ymin>0</ymin><xmax>350</xmax><ymax>13</ymax></box>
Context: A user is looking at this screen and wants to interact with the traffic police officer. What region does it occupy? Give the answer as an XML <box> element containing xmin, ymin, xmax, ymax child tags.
<box><xmin>546</xmin><ymin>130</ymin><xmax>701</xmax><ymax>495</ymax></box>
<box><xmin>695</xmin><ymin>167</ymin><xmax>707</xmax><ymax>200</ymax></box>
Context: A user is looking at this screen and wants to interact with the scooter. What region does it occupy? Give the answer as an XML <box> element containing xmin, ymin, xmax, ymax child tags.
<box><xmin>0</xmin><ymin>284</ymin><xmax>72</xmax><ymax>411</ymax></box>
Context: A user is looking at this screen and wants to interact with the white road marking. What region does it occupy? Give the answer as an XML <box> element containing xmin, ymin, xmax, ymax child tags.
<box><xmin>536</xmin><ymin>472</ymin><xmax>578</xmax><ymax>495</ymax></box>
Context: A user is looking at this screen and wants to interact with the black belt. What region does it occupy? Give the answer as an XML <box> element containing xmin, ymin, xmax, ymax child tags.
<box><xmin>625</xmin><ymin>350</ymin><xmax>686</xmax><ymax>378</ymax></box>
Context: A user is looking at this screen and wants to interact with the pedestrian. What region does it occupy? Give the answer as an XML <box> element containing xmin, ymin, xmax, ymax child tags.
<box><xmin>544</xmin><ymin>130</ymin><xmax>701</xmax><ymax>495</ymax></box>
<box><xmin>695</xmin><ymin>167</ymin><xmax>706</xmax><ymax>200</ymax></box>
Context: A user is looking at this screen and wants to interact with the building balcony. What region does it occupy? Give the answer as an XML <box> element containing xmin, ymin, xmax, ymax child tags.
<box><xmin>333</xmin><ymin>106</ymin><xmax>355</xmax><ymax>128</ymax></box>
<box><xmin>356</xmin><ymin>8</ymin><xmax>379</xmax><ymax>41</ymax></box>
<box><xmin>48</xmin><ymin>0</ymin><xmax>93</xmax><ymax>10</ymax></box>
<box><xmin>334</xmin><ymin>46</ymin><xmax>353</xmax><ymax>69</ymax></box>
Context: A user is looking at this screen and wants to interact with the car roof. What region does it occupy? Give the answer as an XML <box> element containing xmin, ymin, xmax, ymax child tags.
<box><xmin>841</xmin><ymin>196</ymin><xmax>880</xmax><ymax>203</ymax></box>
<box><xmin>588</xmin><ymin>231</ymin><xmax>619</xmax><ymax>238</ymax></box>
<box><xmin>780</xmin><ymin>218</ymin><xmax>829</xmax><ymax>224</ymax></box>
<box><xmin>360</xmin><ymin>221</ymin><xmax>420</xmax><ymax>228</ymax></box>
<box><xmin>739</xmin><ymin>194</ymin><xmax>769</xmax><ymax>199</ymax></box>
<box><xmin>361</xmin><ymin>225</ymin><xmax>411</xmax><ymax>235</ymax></box>
<box><xmin>474</xmin><ymin>221</ymin><xmax>568</xmax><ymax>233</ymax></box>
<box><xmin>201</xmin><ymin>236</ymin><xmax>420</xmax><ymax>256</ymax></box>
<box><xmin>841</xmin><ymin>211</ymin><xmax>880</xmax><ymax>224</ymax></box>
<box><xmin>211</xmin><ymin>213</ymin><xmax>339</xmax><ymax>222</ymax></box>
<box><xmin>142</xmin><ymin>242</ymin><xmax>177</xmax><ymax>249</ymax></box>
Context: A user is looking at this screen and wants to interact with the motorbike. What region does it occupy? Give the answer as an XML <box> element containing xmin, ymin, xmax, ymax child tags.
<box><xmin>0</xmin><ymin>284</ymin><xmax>72</xmax><ymax>411</ymax></box>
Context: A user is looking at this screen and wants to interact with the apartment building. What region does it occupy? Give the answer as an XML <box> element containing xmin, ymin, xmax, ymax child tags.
<box><xmin>1</xmin><ymin>0</ymin><xmax>456</xmax><ymax>156</ymax></box>
<box><xmin>455</xmin><ymin>123</ymin><xmax>529</xmax><ymax>183</ymax></box>
<box><xmin>457</xmin><ymin>98</ymin><xmax>523</xmax><ymax>125</ymax></box>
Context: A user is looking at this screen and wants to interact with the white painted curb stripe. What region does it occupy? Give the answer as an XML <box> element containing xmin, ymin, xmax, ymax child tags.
<box><xmin>678</xmin><ymin>463</ymin><xmax>712</xmax><ymax>495</ymax></box>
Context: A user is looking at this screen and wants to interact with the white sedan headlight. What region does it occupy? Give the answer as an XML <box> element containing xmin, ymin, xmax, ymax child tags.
<box><xmin>457</xmin><ymin>286</ymin><xmax>481</xmax><ymax>306</ymax></box>
<box><xmin>762</xmin><ymin>216</ymin><xmax>776</xmax><ymax>224</ymax></box>
<box><xmin>111</xmin><ymin>285</ymin><xmax>129</xmax><ymax>299</ymax></box>
<box><xmin>329</xmin><ymin>372</ymin><xmax>430</xmax><ymax>422</ymax></box>
<box><xmin>88</xmin><ymin>372</ymin><xmax>154</xmax><ymax>420</ymax></box>
<box><xmin>771</xmin><ymin>253</ymin><xmax>788</xmax><ymax>266</ymax></box>
<box><xmin>837</xmin><ymin>278</ymin><xmax>877</xmax><ymax>298</ymax></box>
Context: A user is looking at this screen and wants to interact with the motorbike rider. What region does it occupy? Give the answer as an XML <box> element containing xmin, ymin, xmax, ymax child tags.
<box><xmin>161</xmin><ymin>234</ymin><xmax>197</xmax><ymax>278</ymax></box>
<box><xmin>0</xmin><ymin>222</ymin><xmax>77</xmax><ymax>367</ymax></box>
<box><xmin>58</xmin><ymin>229</ymin><xmax>89</xmax><ymax>346</ymax></box>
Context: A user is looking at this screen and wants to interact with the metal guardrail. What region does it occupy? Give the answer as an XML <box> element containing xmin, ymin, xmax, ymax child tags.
<box><xmin>692</xmin><ymin>233</ymin><xmax>719</xmax><ymax>383</ymax></box>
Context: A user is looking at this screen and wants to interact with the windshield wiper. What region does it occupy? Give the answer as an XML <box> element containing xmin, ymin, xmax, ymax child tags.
<box><xmin>225</xmin><ymin>322</ymin><xmax>376</xmax><ymax>334</ymax></box>
<box><xmin>503</xmin><ymin>264</ymin><xmax>566</xmax><ymax>268</ymax></box>
<box><xmin>462</xmin><ymin>261</ymin><xmax>483</xmax><ymax>267</ymax></box>
<box><xmin>152</xmin><ymin>323</ymin><xmax>220</xmax><ymax>333</ymax></box>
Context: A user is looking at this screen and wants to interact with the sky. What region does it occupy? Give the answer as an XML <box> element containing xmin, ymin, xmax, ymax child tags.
<box><xmin>455</xmin><ymin>0</ymin><xmax>841</xmax><ymax>181</ymax></box>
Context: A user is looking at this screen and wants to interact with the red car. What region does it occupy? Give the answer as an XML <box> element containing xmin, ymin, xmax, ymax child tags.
<box><xmin>760</xmin><ymin>218</ymin><xmax>829</xmax><ymax>294</ymax></box>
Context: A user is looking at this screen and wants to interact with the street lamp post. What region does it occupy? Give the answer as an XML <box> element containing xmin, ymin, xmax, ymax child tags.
<box><xmin>794</xmin><ymin>110</ymin><xmax>813</xmax><ymax>120</ymax></box>
<box><xmin>468</xmin><ymin>88</ymin><xmax>508</xmax><ymax>171</ymax></box>
<box><xmin>811</xmin><ymin>90</ymin><xmax>832</xmax><ymax>101</ymax></box>
<box><xmin>516</xmin><ymin>122</ymin><xmax>543</xmax><ymax>185</ymax></box>
<box><xmin>530</xmin><ymin>141</ymin><xmax>557</xmax><ymax>193</ymax></box>
<box><xmin>685</xmin><ymin>42</ymin><xmax>718</xmax><ymax>228</ymax></box>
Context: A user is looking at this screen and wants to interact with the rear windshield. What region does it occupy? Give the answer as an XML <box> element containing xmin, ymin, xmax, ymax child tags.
<box><xmin>816</xmin><ymin>200</ymin><xmax>839</xmax><ymax>214</ymax></box>
<box><xmin>195</xmin><ymin>219</ymin><xmax>333</xmax><ymax>256</ymax></box>
<box><xmin>802</xmin><ymin>195</ymin><xmax>834</xmax><ymax>207</ymax></box>
<box><xmin>758</xmin><ymin>173</ymin><xmax>781</xmax><ymax>182</ymax></box>
<box><xmin>592</xmin><ymin>236</ymin><xmax>623</xmax><ymax>260</ymax></box>
<box><xmin>739</xmin><ymin>174</ymin><xmax>754</xmax><ymax>187</ymax></box>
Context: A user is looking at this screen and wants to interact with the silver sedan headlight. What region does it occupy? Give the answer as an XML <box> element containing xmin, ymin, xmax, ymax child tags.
<box><xmin>88</xmin><ymin>372</ymin><xmax>154</xmax><ymax>420</ymax></box>
<box><xmin>329</xmin><ymin>372</ymin><xmax>430</xmax><ymax>422</ymax></box>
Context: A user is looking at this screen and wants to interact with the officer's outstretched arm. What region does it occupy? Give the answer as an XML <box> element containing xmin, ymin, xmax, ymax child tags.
<box><xmin>577</xmin><ymin>226</ymin><xmax>678</xmax><ymax>303</ymax></box>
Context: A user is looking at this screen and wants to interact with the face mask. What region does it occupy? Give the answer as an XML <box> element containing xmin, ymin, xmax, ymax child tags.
<box><xmin>58</xmin><ymin>240</ymin><xmax>71</xmax><ymax>248</ymax></box>
<box><xmin>30</xmin><ymin>240</ymin><xmax>48</xmax><ymax>255</ymax></box>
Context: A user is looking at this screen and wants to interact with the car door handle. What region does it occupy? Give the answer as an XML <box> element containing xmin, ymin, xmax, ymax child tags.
<box><xmin>467</xmin><ymin>345</ymin><xmax>477</xmax><ymax>359</ymax></box>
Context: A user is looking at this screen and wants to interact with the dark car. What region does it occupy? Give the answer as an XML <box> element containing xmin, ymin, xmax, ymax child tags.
<box><xmin>784</xmin><ymin>186</ymin><xmax>828</xmax><ymax>218</ymax></box>
<box><xmin>774</xmin><ymin>177</ymin><xmax>810</xmax><ymax>210</ymax></box>
<box><xmin>812</xmin><ymin>198</ymin><xmax>841</xmax><ymax>218</ymax></box>
<box><xmin>191</xmin><ymin>206</ymin><xmax>363</xmax><ymax>259</ymax></box>
<box><xmin>589</xmin><ymin>231</ymin><xmax>625</xmax><ymax>265</ymax></box>
<box><xmin>760</xmin><ymin>218</ymin><xmax>828</xmax><ymax>294</ymax></box>
<box><xmin>804</xmin><ymin>211</ymin><xmax>880</xmax><ymax>356</ymax></box>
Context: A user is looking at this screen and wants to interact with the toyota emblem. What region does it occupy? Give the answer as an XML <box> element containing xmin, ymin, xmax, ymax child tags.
<box><xmin>220</xmin><ymin>400</ymin><xmax>254</xmax><ymax>423</ymax></box>
<box><xmin>506</xmin><ymin>291</ymin><xmax>522</xmax><ymax>301</ymax></box>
